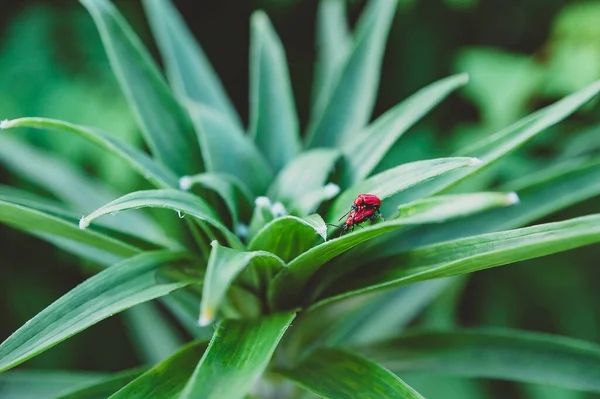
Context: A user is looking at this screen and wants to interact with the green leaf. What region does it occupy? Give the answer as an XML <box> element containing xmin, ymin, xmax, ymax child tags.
<box><xmin>108</xmin><ymin>341</ymin><xmax>207</xmax><ymax>399</ymax></box>
<box><xmin>180</xmin><ymin>172</ymin><xmax>253</xmax><ymax>226</ymax></box>
<box><xmin>199</xmin><ymin>241</ymin><xmax>285</xmax><ymax>326</ymax></box>
<box><xmin>187</xmin><ymin>103</ymin><xmax>273</xmax><ymax>196</ymax></box>
<box><xmin>390</xmin><ymin>80</ymin><xmax>600</xmax><ymax>206</ymax></box>
<box><xmin>1</xmin><ymin>117</ymin><xmax>179</xmax><ymax>188</ymax></box>
<box><xmin>142</xmin><ymin>0</ymin><xmax>241</xmax><ymax>128</ymax></box>
<box><xmin>249</xmin><ymin>11</ymin><xmax>301</xmax><ymax>172</ymax></box>
<box><xmin>271</xmin><ymin>191</ymin><xmax>517</xmax><ymax>310</ymax></box>
<box><xmin>279</xmin><ymin>348</ymin><xmax>424</xmax><ymax>399</ymax></box>
<box><xmin>322</xmin><ymin>214</ymin><xmax>600</xmax><ymax>306</ymax></box>
<box><xmin>0</xmin><ymin>370</ymin><xmax>108</xmax><ymax>399</ymax></box>
<box><xmin>79</xmin><ymin>0</ymin><xmax>202</xmax><ymax>175</ymax></box>
<box><xmin>55</xmin><ymin>369</ymin><xmax>145</xmax><ymax>399</ymax></box>
<box><xmin>0</xmin><ymin>199</ymin><xmax>140</xmax><ymax>258</ymax></box>
<box><xmin>248</xmin><ymin>214</ymin><xmax>327</xmax><ymax>262</ymax></box>
<box><xmin>328</xmin><ymin>157</ymin><xmax>480</xmax><ymax>223</ymax></box>
<box><xmin>0</xmin><ymin>136</ymin><xmax>173</xmax><ymax>248</ymax></box>
<box><xmin>0</xmin><ymin>251</ymin><xmax>193</xmax><ymax>373</ymax></box>
<box><xmin>180</xmin><ymin>312</ymin><xmax>296</xmax><ymax>399</ymax></box>
<box><xmin>311</xmin><ymin>0</ymin><xmax>351</xmax><ymax>117</ymax></box>
<box><xmin>355</xmin><ymin>329</ymin><xmax>600</xmax><ymax>393</ymax></box>
<box><xmin>268</xmin><ymin>148</ymin><xmax>340</xmax><ymax>207</ymax></box>
<box><xmin>79</xmin><ymin>189</ymin><xmax>243</xmax><ymax>249</ymax></box>
<box><xmin>342</xmin><ymin>73</ymin><xmax>470</xmax><ymax>184</ymax></box>
<box><xmin>306</xmin><ymin>0</ymin><xmax>398</xmax><ymax>148</ymax></box>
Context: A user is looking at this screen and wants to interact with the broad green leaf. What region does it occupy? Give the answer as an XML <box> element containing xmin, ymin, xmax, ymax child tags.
<box><xmin>355</xmin><ymin>329</ymin><xmax>600</xmax><ymax>393</ymax></box>
<box><xmin>311</xmin><ymin>0</ymin><xmax>351</xmax><ymax>117</ymax></box>
<box><xmin>343</xmin><ymin>73</ymin><xmax>470</xmax><ymax>184</ymax></box>
<box><xmin>0</xmin><ymin>136</ymin><xmax>173</xmax><ymax>248</ymax></box>
<box><xmin>290</xmin><ymin>183</ymin><xmax>341</xmax><ymax>216</ymax></box>
<box><xmin>180</xmin><ymin>312</ymin><xmax>296</xmax><ymax>399</ymax></box>
<box><xmin>1</xmin><ymin>117</ymin><xmax>178</xmax><ymax>188</ymax></box>
<box><xmin>0</xmin><ymin>199</ymin><xmax>140</xmax><ymax>258</ymax></box>
<box><xmin>389</xmin><ymin>80</ymin><xmax>600</xmax><ymax>206</ymax></box>
<box><xmin>0</xmin><ymin>251</ymin><xmax>193</xmax><ymax>373</ymax></box>
<box><xmin>306</xmin><ymin>0</ymin><xmax>398</xmax><ymax>148</ymax></box>
<box><xmin>0</xmin><ymin>370</ymin><xmax>108</xmax><ymax>399</ymax></box>
<box><xmin>55</xmin><ymin>369</ymin><xmax>145</xmax><ymax>399</ymax></box>
<box><xmin>142</xmin><ymin>0</ymin><xmax>241</xmax><ymax>128</ymax></box>
<box><xmin>279</xmin><ymin>348</ymin><xmax>424</xmax><ymax>399</ymax></box>
<box><xmin>268</xmin><ymin>148</ymin><xmax>340</xmax><ymax>206</ymax></box>
<box><xmin>321</xmin><ymin>214</ymin><xmax>600</xmax><ymax>306</ymax></box>
<box><xmin>109</xmin><ymin>341</ymin><xmax>207</xmax><ymax>399</ymax></box>
<box><xmin>180</xmin><ymin>172</ymin><xmax>253</xmax><ymax>226</ymax></box>
<box><xmin>79</xmin><ymin>189</ymin><xmax>243</xmax><ymax>249</ymax></box>
<box><xmin>79</xmin><ymin>0</ymin><xmax>202</xmax><ymax>175</ymax></box>
<box><xmin>367</xmin><ymin>156</ymin><xmax>600</xmax><ymax>259</ymax></box>
<box><xmin>328</xmin><ymin>157</ymin><xmax>480</xmax><ymax>223</ymax></box>
<box><xmin>248</xmin><ymin>214</ymin><xmax>327</xmax><ymax>262</ymax></box>
<box><xmin>249</xmin><ymin>11</ymin><xmax>301</xmax><ymax>172</ymax></box>
<box><xmin>271</xmin><ymin>191</ymin><xmax>517</xmax><ymax>310</ymax></box>
<box><xmin>187</xmin><ymin>103</ymin><xmax>273</xmax><ymax>196</ymax></box>
<box><xmin>199</xmin><ymin>241</ymin><xmax>285</xmax><ymax>326</ymax></box>
<box><xmin>123</xmin><ymin>302</ymin><xmax>184</xmax><ymax>365</ymax></box>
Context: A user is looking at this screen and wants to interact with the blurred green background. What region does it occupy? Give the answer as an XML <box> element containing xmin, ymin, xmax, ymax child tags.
<box><xmin>1</xmin><ymin>1</ymin><xmax>599</xmax><ymax>397</ymax></box>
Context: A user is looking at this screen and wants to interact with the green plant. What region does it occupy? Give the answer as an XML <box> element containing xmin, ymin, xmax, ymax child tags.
<box><xmin>1</xmin><ymin>0</ymin><xmax>600</xmax><ymax>397</ymax></box>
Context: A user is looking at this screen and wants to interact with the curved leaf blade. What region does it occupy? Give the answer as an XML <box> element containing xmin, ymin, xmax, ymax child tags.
<box><xmin>249</xmin><ymin>11</ymin><xmax>301</xmax><ymax>172</ymax></box>
<box><xmin>0</xmin><ymin>251</ymin><xmax>193</xmax><ymax>373</ymax></box>
<box><xmin>79</xmin><ymin>189</ymin><xmax>243</xmax><ymax>249</ymax></box>
<box><xmin>188</xmin><ymin>103</ymin><xmax>273</xmax><ymax>196</ymax></box>
<box><xmin>200</xmin><ymin>241</ymin><xmax>285</xmax><ymax>326</ymax></box>
<box><xmin>55</xmin><ymin>369</ymin><xmax>145</xmax><ymax>399</ymax></box>
<box><xmin>1</xmin><ymin>117</ymin><xmax>179</xmax><ymax>188</ymax></box>
<box><xmin>322</xmin><ymin>214</ymin><xmax>600</xmax><ymax>305</ymax></box>
<box><xmin>343</xmin><ymin>73</ymin><xmax>469</xmax><ymax>184</ymax></box>
<box><xmin>0</xmin><ymin>370</ymin><xmax>109</xmax><ymax>399</ymax></box>
<box><xmin>79</xmin><ymin>0</ymin><xmax>202</xmax><ymax>175</ymax></box>
<box><xmin>306</xmin><ymin>0</ymin><xmax>398</xmax><ymax>148</ymax></box>
<box><xmin>356</xmin><ymin>329</ymin><xmax>600</xmax><ymax>393</ymax></box>
<box><xmin>279</xmin><ymin>348</ymin><xmax>424</xmax><ymax>399</ymax></box>
<box><xmin>180</xmin><ymin>313</ymin><xmax>296</xmax><ymax>399</ymax></box>
<box><xmin>108</xmin><ymin>341</ymin><xmax>207</xmax><ymax>399</ymax></box>
<box><xmin>142</xmin><ymin>0</ymin><xmax>241</xmax><ymax>128</ymax></box>
<box><xmin>328</xmin><ymin>157</ymin><xmax>480</xmax><ymax>222</ymax></box>
<box><xmin>249</xmin><ymin>214</ymin><xmax>327</xmax><ymax>262</ymax></box>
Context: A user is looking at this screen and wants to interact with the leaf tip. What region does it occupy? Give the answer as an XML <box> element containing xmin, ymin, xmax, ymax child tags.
<box><xmin>255</xmin><ymin>196</ymin><xmax>272</xmax><ymax>208</ymax></box>
<box><xmin>179</xmin><ymin>175</ymin><xmax>193</xmax><ymax>191</ymax></box>
<box><xmin>324</xmin><ymin>182</ymin><xmax>340</xmax><ymax>199</ymax></box>
<box><xmin>198</xmin><ymin>309</ymin><xmax>214</xmax><ymax>326</ymax></box>
<box><xmin>458</xmin><ymin>72</ymin><xmax>470</xmax><ymax>85</ymax></box>
<box><xmin>0</xmin><ymin>119</ymin><xmax>11</xmax><ymax>129</ymax></box>
<box><xmin>271</xmin><ymin>202</ymin><xmax>288</xmax><ymax>218</ymax></box>
<box><xmin>507</xmin><ymin>192</ymin><xmax>520</xmax><ymax>205</ymax></box>
<box><xmin>79</xmin><ymin>216</ymin><xmax>90</xmax><ymax>230</ymax></box>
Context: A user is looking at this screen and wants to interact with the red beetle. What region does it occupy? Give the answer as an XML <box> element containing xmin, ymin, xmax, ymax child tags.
<box><xmin>328</xmin><ymin>206</ymin><xmax>380</xmax><ymax>236</ymax></box>
<box><xmin>352</xmin><ymin>193</ymin><xmax>382</xmax><ymax>211</ymax></box>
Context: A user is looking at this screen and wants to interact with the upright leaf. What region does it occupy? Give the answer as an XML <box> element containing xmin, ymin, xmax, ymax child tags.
<box><xmin>180</xmin><ymin>313</ymin><xmax>296</xmax><ymax>399</ymax></box>
<box><xmin>142</xmin><ymin>0</ymin><xmax>241</xmax><ymax>127</ymax></box>
<box><xmin>0</xmin><ymin>251</ymin><xmax>194</xmax><ymax>373</ymax></box>
<box><xmin>356</xmin><ymin>329</ymin><xmax>600</xmax><ymax>393</ymax></box>
<box><xmin>108</xmin><ymin>341</ymin><xmax>207</xmax><ymax>399</ymax></box>
<box><xmin>249</xmin><ymin>11</ymin><xmax>301</xmax><ymax>172</ymax></box>
<box><xmin>79</xmin><ymin>0</ymin><xmax>202</xmax><ymax>175</ymax></box>
<box><xmin>279</xmin><ymin>348</ymin><xmax>424</xmax><ymax>399</ymax></box>
<box><xmin>199</xmin><ymin>241</ymin><xmax>285</xmax><ymax>326</ymax></box>
<box><xmin>306</xmin><ymin>0</ymin><xmax>397</xmax><ymax>148</ymax></box>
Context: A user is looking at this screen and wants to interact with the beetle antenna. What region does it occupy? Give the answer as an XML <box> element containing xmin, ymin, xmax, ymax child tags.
<box><xmin>337</xmin><ymin>209</ymin><xmax>352</xmax><ymax>222</ymax></box>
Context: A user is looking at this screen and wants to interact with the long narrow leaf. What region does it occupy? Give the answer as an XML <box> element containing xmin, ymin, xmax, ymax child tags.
<box><xmin>108</xmin><ymin>341</ymin><xmax>207</xmax><ymax>399</ymax></box>
<box><xmin>0</xmin><ymin>370</ymin><xmax>108</xmax><ymax>399</ymax></box>
<box><xmin>249</xmin><ymin>11</ymin><xmax>301</xmax><ymax>172</ymax></box>
<box><xmin>55</xmin><ymin>369</ymin><xmax>145</xmax><ymax>399</ymax></box>
<box><xmin>1</xmin><ymin>117</ymin><xmax>179</xmax><ymax>188</ymax></box>
<box><xmin>79</xmin><ymin>189</ymin><xmax>243</xmax><ymax>249</ymax></box>
<box><xmin>180</xmin><ymin>313</ymin><xmax>295</xmax><ymax>399</ymax></box>
<box><xmin>142</xmin><ymin>0</ymin><xmax>241</xmax><ymax>127</ymax></box>
<box><xmin>79</xmin><ymin>0</ymin><xmax>202</xmax><ymax>175</ymax></box>
<box><xmin>279</xmin><ymin>348</ymin><xmax>424</xmax><ymax>399</ymax></box>
<box><xmin>199</xmin><ymin>241</ymin><xmax>285</xmax><ymax>326</ymax></box>
<box><xmin>356</xmin><ymin>329</ymin><xmax>600</xmax><ymax>393</ymax></box>
<box><xmin>306</xmin><ymin>0</ymin><xmax>398</xmax><ymax>148</ymax></box>
<box><xmin>0</xmin><ymin>251</ymin><xmax>194</xmax><ymax>373</ymax></box>
<box><xmin>343</xmin><ymin>73</ymin><xmax>469</xmax><ymax>184</ymax></box>
<box><xmin>321</xmin><ymin>214</ymin><xmax>600</xmax><ymax>306</ymax></box>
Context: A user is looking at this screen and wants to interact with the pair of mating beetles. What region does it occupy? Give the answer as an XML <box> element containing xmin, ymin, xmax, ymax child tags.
<box><xmin>329</xmin><ymin>194</ymin><xmax>383</xmax><ymax>235</ymax></box>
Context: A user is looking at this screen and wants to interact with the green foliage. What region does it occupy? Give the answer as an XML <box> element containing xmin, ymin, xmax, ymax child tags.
<box><xmin>1</xmin><ymin>0</ymin><xmax>600</xmax><ymax>398</ymax></box>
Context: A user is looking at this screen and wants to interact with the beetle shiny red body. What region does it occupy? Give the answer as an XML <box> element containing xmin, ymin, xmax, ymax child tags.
<box><xmin>352</xmin><ymin>193</ymin><xmax>381</xmax><ymax>211</ymax></box>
